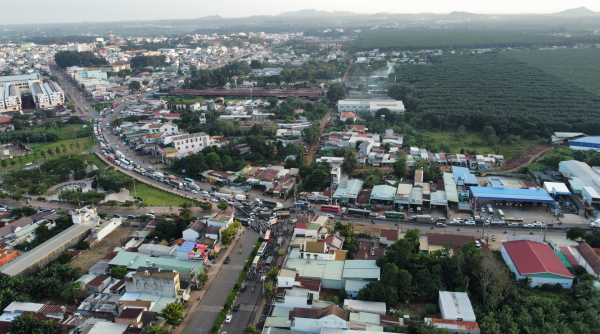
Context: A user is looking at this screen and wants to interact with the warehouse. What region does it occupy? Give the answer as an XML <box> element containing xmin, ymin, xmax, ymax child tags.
<box><xmin>452</xmin><ymin>167</ymin><xmax>479</xmax><ymax>188</ymax></box>
<box><xmin>332</xmin><ymin>179</ymin><xmax>364</xmax><ymax>205</ymax></box>
<box><xmin>569</xmin><ymin>136</ymin><xmax>600</xmax><ymax>152</ymax></box>
<box><xmin>370</xmin><ymin>185</ymin><xmax>397</xmax><ymax>207</ymax></box>
<box><xmin>469</xmin><ymin>187</ymin><xmax>554</xmax><ymax>204</ymax></box>
<box><xmin>438</xmin><ymin>291</ymin><xmax>476</xmax><ymax>322</ymax></box>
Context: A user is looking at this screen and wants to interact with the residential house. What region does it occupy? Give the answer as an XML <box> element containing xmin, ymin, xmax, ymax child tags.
<box><xmin>125</xmin><ymin>270</ymin><xmax>183</xmax><ymax>299</ymax></box>
<box><xmin>379</xmin><ymin>229</ymin><xmax>400</xmax><ymax>246</ymax></box>
<box><xmin>147</xmin><ymin>122</ymin><xmax>178</xmax><ymax>135</ymax></box>
<box><xmin>289</xmin><ymin>305</ymin><xmax>348</xmax><ymax>333</ymax></box>
<box><xmin>115</xmin><ymin>307</ymin><xmax>144</xmax><ymax>328</ymax></box>
<box><xmin>182</xmin><ymin>220</ymin><xmax>207</xmax><ymax>242</ymax></box>
<box><xmin>85</xmin><ymin>275</ymin><xmax>112</xmax><ymax>295</ymax></box>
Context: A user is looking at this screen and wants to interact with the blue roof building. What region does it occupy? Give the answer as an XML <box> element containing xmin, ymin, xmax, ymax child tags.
<box><xmin>570</xmin><ymin>137</ymin><xmax>600</xmax><ymax>152</ymax></box>
<box><xmin>469</xmin><ymin>187</ymin><xmax>554</xmax><ymax>203</ymax></box>
<box><xmin>452</xmin><ymin>166</ymin><xmax>479</xmax><ymax>187</ymax></box>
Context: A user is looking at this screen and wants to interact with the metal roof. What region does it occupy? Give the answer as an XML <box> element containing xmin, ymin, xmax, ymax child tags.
<box><xmin>345</xmin><ymin>279</ymin><xmax>370</xmax><ymax>292</ymax></box>
<box><xmin>285</xmin><ymin>258</ymin><xmax>344</xmax><ymax>281</ymax></box>
<box><xmin>502</xmin><ymin>240</ymin><xmax>573</xmax><ymax>278</ymax></box>
<box><xmin>443</xmin><ymin>173</ymin><xmax>459</xmax><ymax>202</ymax></box>
<box><xmin>452</xmin><ymin>166</ymin><xmax>479</xmax><ymax>185</ymax></box>
<box><xmin>543</xmin><ymin>182</ymin><xmax>571</xmax><ymax>195</ymax></box>
<box><xmin>469</xmin><ymin>187</ymin><xmax>554</xmax><ymax>203</ymax></box>
<box><xmin>438</xmin><ymin>291</ymin><xmax>476</xmax><ymax>322</ymax></box>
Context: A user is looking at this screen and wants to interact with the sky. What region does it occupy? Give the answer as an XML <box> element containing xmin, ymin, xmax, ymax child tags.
<box><xmin>2</xmin><ymin>0</ymin><xmax>600</xmax><ymax>25</ymax></box>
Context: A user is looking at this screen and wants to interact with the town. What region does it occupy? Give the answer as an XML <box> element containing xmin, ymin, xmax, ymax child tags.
<box><xmin>1</xmin><ymin>5</ymin><xmax>600</xmax><ymax>334</ymax></box>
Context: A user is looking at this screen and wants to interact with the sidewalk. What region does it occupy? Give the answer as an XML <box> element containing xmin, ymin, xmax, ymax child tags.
<box><xmin>173</xmin><ymin>233</ymin><xmax>244</xmax><ymax>334</ymax></box>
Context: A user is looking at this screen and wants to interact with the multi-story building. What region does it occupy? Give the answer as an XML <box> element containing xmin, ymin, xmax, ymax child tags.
<box><xmin>337</xmin><ymin>99</ymin><xmax>405</xmax><ymax>114</ymax></box>
<box><xmin>30</xmin><ymin>80</ymin><xmax>65</xmax><ymax>109</ymax></box>
<box><xmin>172</xmin><ymin>132</ymin><xmax>215</xmax><ymax>157</ymax></box>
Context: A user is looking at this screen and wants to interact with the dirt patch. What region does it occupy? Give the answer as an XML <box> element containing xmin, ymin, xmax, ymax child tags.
<box><xmin>498</xmin><ymin>144</ymin><xmax>553</xmax><ymax>172</ymax></box>
<box><xmin>353</xmin><ymin>224</ymin><xmax>395</xmax><ymax>236</ymax></box>
<box><xmin>396</xmin><ymin>301</ymin><xmax>440</xmax><ymax>319</ymax></box>
<box><xmin>69</xmin><ymin>225</ymin><xmax>140</xmax><ymax>274</ymax></box>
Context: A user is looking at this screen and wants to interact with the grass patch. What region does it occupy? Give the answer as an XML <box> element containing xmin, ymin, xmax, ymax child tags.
<box><xmin>417</xmin><ymin>130</ymin><xmax>539</xmax><ymax>162</ymax></box>
<box><xmin>127</xmin><ymin>182</ymin><xmax>202</xmax><ymax>207</ymax></box>
<box><xmin>210</xmin><ymin>241</ymin><xmax>263</xmax><ymax>334</ymax></box>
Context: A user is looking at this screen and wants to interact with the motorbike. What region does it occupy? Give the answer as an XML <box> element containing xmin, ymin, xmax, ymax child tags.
<box><xmin>371</xmin><ymin>220</ymin><xmax>375</xmax><ymax>224</ymax></box>
<box><xmin>530</xmin><ymin>232</ymin><xmax>534</xmax><ymax>235</ymax></box>
<box><xmin>504</xmin><ymin>231</ymin><xmax>508</xmax><ymax>234</ymax></box>
<box><xmin>457</xmin><ymin>229</ymin><xmax>461</xmax><ymax>231</ymax></box>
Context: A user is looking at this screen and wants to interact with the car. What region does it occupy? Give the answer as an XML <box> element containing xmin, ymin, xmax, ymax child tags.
<box><xmin>342</xmin><ymin>215</ymin><xmax>351</xmax><ymax>220</ymax></box>
<box><xmin>524</xmin><ymin>223</ymin><xmax>533</xmax><ymax>227</ymax></box>
<box><xmin>210</xmin><ymin>198</ymin><xmax>219</xmax><ymax>203</ymax></box>
<box><xmin>370</xmin><ymin>213</ymin><xmax>378</xmax><ymax>218</ymax></box>
<box><xmin>436</xmin><ymin>222</ymin><xmax>446</xmax><ymax>227</ymax></box>
<box><xmin>326</xmin><ymin>214</ymin><xmax>335</xmax><ymax>218</ymax></box>
<box><xmin>24</xmin><ymin>162</ymin><xmax>33</xmax><ymax>167</ymax></box>
<box><xmin>203</xmin><ymin>196</ymin><xmax>211</xmax><ymax>200</ymax></box>
<box><xmin>508</xmin><ymin>222</ymin><xmax>518</xmax><ymax>226</ymax></box>
<box><xmin>240</xmin><ymin>284</ymin><xmax>247</xmax><ymax>292</ymax></box>
<box><xmin>0</xmin><ymin>207</ymin><xmax>7</xmax><ymax>212</ymax></box>
<box><xmin>241</xmin><ymin>201</ymin><xmax>249</xmax><ymax>206</ymax></box>
<box><xmin>451</xmin><ymin>218</ymin><xmax>463</xmax><ymax>224</ymax></box>
<box><xmin>532</xmin><ymin>222</ymin><xmax>543</xmax><ymax>227</ymax></box>
<box><xmin>202</xmin><ymin>191</ymin><xmax>209</xmax><ymax>195</ymax></box>
<box><xmin>465</xmin><ymin>221</ymin><xmax>476</xmax><ymax>225</ymax></box>
<box><xmin>191</xmin><ymin>190</ymin><xmax>198</xmax><ymax>194</ymax></box>
<box><xmin>232</xmin><ymin>303</ymin><xmax>240</xmax><ymax>311</ymax></box>
<box><xmin>113</xmin><ymin>214</ymin><xmax>122</xmax><ymax>218</ymax></box>
<box><xmin>475</xmin><ymin>240</ymin><xmax>481</xmax><ymax>248</ymax></box>
<box><xmin>481</xmin><ymin>207</ymin><xmax>486</xmax><ymax>213</ymax></box>
<box><xmin>224</xmin><ymin>257</ymin><xmax>230</xmax><ymax>264</ymax></box>
<box><xmin>225</xmin><ymin>315</ymin><xmax>232</xmax><ymax>323</ymax></box>
<box><xmin>491</xmin><ymin>235</ymin><xmax>496</xmax><ymax>242</ymax></box>
<box><xmin>184</xmin><ymin>187</ymin><xmax>191</xmax><ymax>191</ymax></box>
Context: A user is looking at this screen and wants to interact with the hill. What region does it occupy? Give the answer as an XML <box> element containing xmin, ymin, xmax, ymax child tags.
<box><xmin>551</xmin><ymin>6</ymin><xmax>600</xmax><ymax>17</ymax></box>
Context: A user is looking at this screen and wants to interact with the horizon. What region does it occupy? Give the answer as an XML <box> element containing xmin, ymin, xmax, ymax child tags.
<box><xmin>1</xmin><ymin>1</ymin><xmax>599</xmax><ymax>25</ymax></box>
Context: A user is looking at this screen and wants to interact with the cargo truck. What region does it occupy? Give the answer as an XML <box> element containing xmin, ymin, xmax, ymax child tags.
<box><xmin>188</xmin><ymin>184</ymin><xmax>199</xmax><ymax>191</ymax></box>
<box><xmin>416</xmin><ymin>215</ymin><xmax>433</xmax><ymax>222</ymax></box>
<box><xmin>214</xmin><ymin>192</ymin><xmax>231</xmax><ymax>200</ymax></box>
<box><xmin>153</xmin><ymin>172</ymin><xmax>165</xmax><ymax>180</ymax></box>
<box><xmin>114</xmin><ymin>151</ymin><xmax>125</xmax><ymax>159</ymax></box>
<box><xmin>169</xmin><ymin>180</ymin><xmax>183</xmax><ymax>189</ymax></box>
<box><xmin>276</xmin><ymin>211</ymin><xmax>290</xmax><ymax>218</ymax></box>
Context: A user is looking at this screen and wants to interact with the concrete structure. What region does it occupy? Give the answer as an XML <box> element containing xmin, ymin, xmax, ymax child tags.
<box><xmin>337</xmin><ymin>99</ymin><xmax>405</xmax><ymax>114</ymax></box>
<box><xmin>343</xmin><ymin>300</ymin><xmax>386</xmax><ymax>316</ymax></box>
<box><xmin>172</xmin><ymin>132</ymin><xmax>215</xmax><ymax>157</ymax></box>
<box><xmin>95</xmin><ymin>218</ymin><xmax>122</xmax><ymax>242</ymax></box>
<box><xmin>182</xmin><ymin>220</ymin><xmax>207</xmax><ymax>242</ymax></box>
<box><xmin>559</xmin><ymin>160</ymin><xmax>600</xmax><ymax>204</ymax></box>
<box><xmin>115</xmin><ymin>307</ymin><xmax>144</xmax><ymax>328</ymax></box>
<box><xmin>501</xmin><ymin>240</ymin><xmax>573</xmax><ymax>288</ymax></box>
<box><xmin>85</xmin><ymin>275</ymin><xmax>112</xmax><ymax>295</ymax></box>
<box><xmin>125</xmin><ymin>270</ymin><xmax>181</xmax><ymax>298</ymax></box>
<box><xmin>345</xmin><ymin>279</ymin><xmax>370</xmax><ymax>298</ymax></box>
<box><xmin>438</xmin><ymin>291</ymin><xmax>476</xmax><ymax>322</ymax></box>
<box><xmin>289</xmin><ymin>305</ymin><xmax>348</xmax><ymax>333</ymax></box>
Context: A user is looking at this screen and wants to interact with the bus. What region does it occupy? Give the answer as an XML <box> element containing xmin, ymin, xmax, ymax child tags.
<box><xmin>503</xmin><ymin>217</ymin><xmax>524</xmax><ymax>224</ymax></box>
<box><xmin>184</xmin><ymin>178</ymin><xmax>195</xmax><ymax>184</ymax></box>
<box><xmin>264</xmin><ymin>230</ymin><xmax>271</xmax><ymax>243</ymax></box>
<box><xmin>119</xmin><ymin>159</ymin><xmax>130</xmax><ymax>166</ymax></box>
<box><xmin>257</xmin><ymin>242</ymin><xmax>268</xmax><ymax>257</ymax></box>
<box><xmin>320</xmin><ymin>205</ymin><xmax>341</xmax><ymax>213</ymax></box>
<box><xmin>497</xmin><ymin>209</ymin><xmax>505</xmax><ymax>219</ymax></box>
<box><xmin>347</xmin><ymin>208</ymin><xmax>371</xmax><ymax>217</ymax></box>
<box><xmin>385</xmin><ymin>211</ymin><xmax>405</xmax><ymax>219</ymax></box>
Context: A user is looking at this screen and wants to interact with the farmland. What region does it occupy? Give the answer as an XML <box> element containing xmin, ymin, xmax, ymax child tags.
<box><xmin>505</xmin><ymin>48</ymin><xmax>600</xmax><ymax>96</ymax></box>
<box><xmin>355</xmin><ymin>28</ymin><xmax>600</xmax><ymax>50</ymax></box>
<box><xmin>395</xmin><ymin>52</ymin><xmax>600</xmax><ymax>137</ymax></box>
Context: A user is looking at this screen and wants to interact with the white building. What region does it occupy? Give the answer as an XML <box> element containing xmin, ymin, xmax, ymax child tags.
<box><xmin>289</xmin><ymin>305</ymin><xmax>348</xmax><ymax>333</ymax></box>
<box><xmin>501</xmin><ymin>240</ymin><xmax>573</xmax><ymax>288</ymax></box>
<box><xmin>172</xmin><ymin>132</ymin><xmax>215</xmax><ymax>157</ymax></box>
<box><xmin>337</xmin><ymin>99</ymin><xmax>405</xmax><ymax>115</ymax></box>
<box><xmin>71</xmin><ymin>207</ymin><xmax>100</xmax><ymax>225</ymax></box>
<box><xmin>438</xmin><ymin>291</ymin><xmax>476</xmax><ymax>322</ymax></box>
<box><xmin>125</xmin><ymin>271</ymin><xmax>182</xmax><ymax>298</ymax></box>
<box><xmin>148</xmin><ymin>122</ymin><xmax>178</xmax><ymax>135</ymax></box>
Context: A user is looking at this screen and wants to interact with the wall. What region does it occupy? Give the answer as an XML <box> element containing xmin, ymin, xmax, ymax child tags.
<box><xmin>125</xmin><ymin>274</ymin><xmax>178</xmax><ymax>298</ymax></box>
<box><xmin>96</xmin><ymin>218</ymin><xmax>122</xmax><ymax>241</ymax></box>
<box><xmin>182</xmin><ymin>230</ymin><xmax>200</xmax><ymax>242</ymax></box>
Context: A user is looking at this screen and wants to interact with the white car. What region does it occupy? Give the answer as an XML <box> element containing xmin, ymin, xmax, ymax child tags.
<box><xmin>475</xmin><ymin>240</ymin><xmax>481</xmax><ymax>248</ymax></box>
<box><xmin>225</xmin><ymin>315</ymin><xmax>232</xmax><ymax>323</ymax></box>
<box><xmin>532</xmin><ymin>222</ymin><xmax>543</xmax><ymax>227</ymax></box>
<box><xmin>191</xmin><ymin>190</ymin><xmax>198</xmax><ymax>194</ymax></box>
<box><xmin>0</xmin><ymin>207</ymin><xmax>7</xmax><ymax>212</ymax></box>
<box><xmin>465</xmin><ymin>221</ymin><xmax>475</xmax><ymax>225</ymax></box>
<box><xmin>524</xmin><ymin>223</ymin><xmax>533</xmax><ymax>227</ymax></box>
<box><xmin>450</xmin><ymin>219</ymin><xmax>461</xmax><ymax>224</ymax></box>
<box><xmin>326</xmin><ymin>214</ymin><xmax>335</xmax><ymax>218</ymax></box>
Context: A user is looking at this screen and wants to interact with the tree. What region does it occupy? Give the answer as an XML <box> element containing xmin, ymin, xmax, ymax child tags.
<box><xmin>267</xmin><ymin>267</ymin><xmax>280</xmax><ymax>282</ymax></box>
<box><xmin>326</xmin><ymin>83</ymin><xmax>347</xmax><ymax>102</ymax></box>
<box><xmin>221</xmin><ymin>230</ymin><xmax>232</xmax><ymax>245</ymax></box>
<box><xmin>250</xmin><ymin>60</ymin><xmax>262</xmax><ymax>69</ymax></box>
<box><xmin>160</xmin><ymin>302</ymin><xmax>185</xmax><ymax>325</ymax></box>
<box><xmin>128</xmin><ymin>81</ymin><xmax>141</xmax><ymax>92</ymax></box>
<box><xmin>567</xmin><ymin>226</ymin><xmax>586</xmax><ymax>240</ymax></box>
<box><xmin>393</xmin><ymin>154</ymin><xmax>407</xmax><ymax>179</ymax></box>
<box><xmin>264</xmin><ymin>282</ymin><xmax>276</xmax><ymax>301</ymax></box>
<box><xmin>110</xmin><ymin>266</ymin><xmax>128</xmax><ymax>279</ymax></box>
<box><xmin>122</xmin><ymin>200</ymin><xmax>134</xmax><ymax>208</ymax></box>
<box><xmin>147</xmin><ymin>325</ymin><xmax>172</xmax><ymax>334</ymax></box>
<box><xmin>245</xmin><ymin>325</ymin><xmax>261</xmax><ymax>334</ymax></box>
<box><xmin>199</xmin><ymin>201</ymin><xmax>212</xmax><ymax>212</ymax></box>
<box><xmin>179</xmin><ymin>202</ymin><xmax>194</xmax><ymax>220</ymax></box>
<box><xmin>60</xmin><ymin>281</ymin><xmax>82</xmax><ymax>304</ymax></box>
<box><xmin>58</xmin><ymin>252</ymin><xmax>72</xmax><ymax>264</ymax></box>
<box><xmin>9</xmin><ymin>314</ymin><xmax>57</xmax><ymax>334</ymax></box>
<box><xmin>217</xmin><ymin>202</ymin><xmax>229</xmax><ymax>212</ymax></box>
<box><xmin>197</xmin><ymin>272</ymin><xmax>209</xmax><ymax>287</ymax></box>
<box><xmin>76</xmin><ymin>241</ymin><xmax>90</xmax><ymax>250</ymax></box>
<box><xmin>479</xmin><ymin>255</ymin><xmax>511</xmax><ymax>308</ymax></box>
<box><xmin>341</xmin><ymin>147</ymin><xmax>358</xmax><ymax>175</ymax></box>
<box><xmin>104</xmin><ymin>200</ymin><xmax>118</xmax><ymax>208</ymax></box>
<box><xmin>110</xmin><ymin>118</ymin><xmax>123</xmax><ymax>127</ymax></box>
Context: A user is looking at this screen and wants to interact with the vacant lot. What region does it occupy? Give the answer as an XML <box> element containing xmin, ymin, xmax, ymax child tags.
<box><xmin>69</xmin><ymin>225</ymin><xmax>140</xmax><ymax>274</ymax></box>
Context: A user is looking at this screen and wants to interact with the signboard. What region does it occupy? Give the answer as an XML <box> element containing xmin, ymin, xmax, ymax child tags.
<box><xmin>431</xmin><ymin>199</ymin><xmax>448</xmax><ymax>204</ymax></box>
<box><xmin>156</xmin><ymin>147</ymin><xmax>165</xmax><ymax>155</ymax></box>
<box><xmin>341</xmin><ymin>192</ymin><xmax>357</xmax><ymax>197</ymax></box>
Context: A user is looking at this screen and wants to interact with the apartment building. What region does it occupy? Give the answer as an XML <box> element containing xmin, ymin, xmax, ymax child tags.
<box><xmin>172</xmin><ymin>132</ymin><xmax>215</xmax><ymax>157</ymax></box>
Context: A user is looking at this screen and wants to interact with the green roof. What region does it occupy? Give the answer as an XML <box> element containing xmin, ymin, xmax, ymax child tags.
<box><xmin>285</xmin><ymin>258</ymin><xmax>344</xmax><ymax>281</ymax></box>
<box><xmin>209</xmin><ymin>214</ymin><xmax>231</xmax><ymax>224</ymax></box>
<box><xmin>109</xmin><ymin>252</ymin><xmax>203</xmax><ymax>274</ymax></box>
<box><xmin>555</xmin><ymin>250</ymin><xmax>573</xmax><ymax>268</ymax></box>
<box><xmin>306</xmin><ymin>224</ymin><xmax>321</xmax><ymax>230</ymax></box>
<box><xmin>163</xmin><ymin>147</ymin><xmax>178</xmax><ymax>153</ymax></box>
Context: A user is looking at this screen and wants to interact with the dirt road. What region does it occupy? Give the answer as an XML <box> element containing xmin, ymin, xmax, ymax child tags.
<box><xmin>499</xmin><ymin>144</ymin><xmax>553</xmax><ymax>172</ymax></box>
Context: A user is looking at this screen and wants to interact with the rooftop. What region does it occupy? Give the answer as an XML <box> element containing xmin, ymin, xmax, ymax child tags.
<box><xmin>469</xmin><ymin>187</ymin><xmax>555</xmax><ymax>203</ymax></box>
<box><xmin>503</xmin><ymin>240</ymin><xmax>573</xmax><ymax>278</ymax></box>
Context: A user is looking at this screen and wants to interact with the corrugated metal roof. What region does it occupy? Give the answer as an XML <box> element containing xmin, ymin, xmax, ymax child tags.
<box><xmin>469</xmin><ymin>187</ymin><xmax>554</xmax><ymax>203</ymax></box>
<box><xmin>503</xmin><ymin>240</ymin><xmax>573</xmax><ymax>278</ymax></box>
<box><xmin>438</xmin><ymin>291</ymin><xmax>476</xmax><ymax>322</ymax></box>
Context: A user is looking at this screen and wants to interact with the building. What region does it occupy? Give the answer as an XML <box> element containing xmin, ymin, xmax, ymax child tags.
<box><xmin>337</xmin><ymin>99</ymin><xmax>405</xmax><ymax>114</ymax></box>
<box><xmin>125</xmin><ymin>270</ymin><xmax>182</xmax><ymax>298</ymax></box>
<box><xmin>182</xmin><ymin>220</ymin><xmax>207</xmax><ymax>242</ymax></box>
<box><xmin>172</xmin><ymin>132</ymin><xmax>215</xmax><ymax>157</ymax></box>
<box><xmin>438</xmin><ymin>291</ymin><xmax>476</xmax><ymax>322</ymax></box>
<box><xmin>425</xmin><ymin>318</ymin><xmax>481</xmax><ymax>334</ymax></box>
<box><xmin>573</xmin><ymin>242</ymin><xmax>600</xmax><ymax>278</ymax></box>
<box><xmin>501</xmin><ymin>240</ymin><xmax>573</xmax><ymax>288</ymax></box>
<box><xmin>111</xmin><ymin>61</ymin><xmax>131</xmax><ymax>72</ymax></box>
<box><xmin>115</xmin><ymin>307</ymin><xmax>144</xmax><ymax>328</ymax></box>
<box><xmin>289</xmin><ymin>305</ymin><xmax>348</xmax><ymax>333</ymax></box>
<box><xmin>559</xmin><ymin>160</ymin><xmax>600</xmax><ymax>203</ymax></box>
<box><xmin>85</xmin><ymin>275</ymin><xmax>112</xmax><ymax>295</ymax></box>
<box><xmin>343</xmin><ymin>300</ymin><xmax>386</xmax><ymax>316</ymax></box>
<box><xmin>148</xmin><ymin>122</ymin><xmax>178</xmax><ymax>135</ymax></box>
<box><xmin>569</xmin><ymin>136</ymin><xmax>600</xmax><ymax>152</ymax></box>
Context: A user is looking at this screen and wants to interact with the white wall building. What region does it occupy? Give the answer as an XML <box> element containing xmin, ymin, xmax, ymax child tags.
<box><xmin>172</xmin><ymin>132</ymin><xmax>215</xmax><ymax>157</ymax></box>
<box><xmin>337</xmin><ymin>99</ymin><xmax>405</xmax><ymax>114</ymax></box>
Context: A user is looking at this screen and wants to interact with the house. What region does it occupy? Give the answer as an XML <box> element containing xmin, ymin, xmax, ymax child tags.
<box><xmin>115</xmin><ymin>307</ymin><xmax>144</xmax><ymax>328</ymax></box>
<box><xmin>289</xmin><ymin>305</ymin><xmax>348</xmax><ymax>333</ymax></box>
<box><xmin>125</xmin><ymin>270</ymin><xmax>183</xmax><ymax>298</ymax></box>
<box><xmin>339</xmin><ymin>112</ymin><xmax>357</xmax><ymax>123</ymax></box>
<box><xmin>343</xmin><ymin>300</ymin><xmax>386</xmax><ymax>316</ymax></box>
<box><xmin>573</xmin><ymin>242</ymin><xmax>600</xmax><ymax>278</ymax></box>
<box><xmin>182</xmin><ymin>220</ymin><xmax>207</xmax><ymax>242</ymax></box>
<box><xmin>172</xmin><ymin>132</ymin><xmax>215</xmax><ymax>157</ymax></box>
<box><xmin>438</xmin><ymin>291</ymin><xmax>476</xmax><ymax>322</ymax></box>
<box><xmin>147</xmin><ymin>122</ymin><xmax>178</xmax><ymax>135</ymax></box>
<box><xmin>85</xmin><ymin>275</ymin><xmax>112</xmax><ymax>295</ymax></box>
<box><xmin>501</xmin><ymin>240</ymin><xmax>573</xmax><ymax>288</ymax></box>
<box><xmin>425</xmin><ymin>318</ymin><xmax>481</xmax><ymax>334</ymax></box>
<box><xmin>379</xmin><ymin>229</ymin><xmax>400</xmax><ymax>246</ymax></box>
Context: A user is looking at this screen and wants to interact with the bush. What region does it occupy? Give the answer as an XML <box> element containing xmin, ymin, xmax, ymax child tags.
<box><xmin>573</xmin><ymin>265</ymin><xmax>587</xmax><ymax>276</ymax></box>
<box><xmin>425</xmin><ymin>303</ymin><xmax>439</xmax><ymax>313</ymax></box>
<box><xmin>58</xmin><ymin>253</ymin><xmax>72</xmax><ymax>264</ymax></box>
<box><xmin>76</xmin><ymin>241</ymin><xmax>90</xmax><ymax>250</ymax></box>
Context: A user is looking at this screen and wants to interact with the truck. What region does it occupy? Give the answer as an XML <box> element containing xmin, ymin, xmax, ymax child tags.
<box><xmin>153</xmin><ymin>172</ymin><xmax>165</xmax><ymax>180</ymax></box>
<box><xmin>260</xmin><ymin>211</ymin><xmax>272</xmax><ymax>218</ymax></box>
<box><xmin>188</xmin><ymin>184</ymin><xmax>199</xmax><ymax>191</ymax></box>
<box><xmin>114</xmin><ymin>150</ymin><xmax>125</xmax><ymax>159</ymax></box>
<box><xmin>276</xmin><ymin>211</ymin><xmax>290</xmax><ymax>218</ymax></box>
<box><xmin>416</xmin><ymin>215</ymin><xmax>433</xmax><ymax>222</ymax></box>
<box><xmin>167</xmin><ymin>176</ymin><xmax>177</xmax><ymax>181</ymax></box>
<box><xmin>133</xmin><ymin>168</ymin><xmax>142</xmax><ymax>174</ymax></box>
<box><xmin>235</xmin><ymin>194</ymin><xmax>246</xmax><ymax>201</ymax></box>
<box><xmin>214</xmin><ymin>192</ymin><xmax>231</xmax><ymax>200</ymax></box>
<box><xmin>294</xmin><ymin>202</ymin><xmax>307</xmax><ymax>210</ymax></box>
<box><xmin>262</xmin><ymin>199</ymin><xmax>280</xmax><ymax>208</ymax></box>
<box><xmin>169</xmin><ymin>180</ymin><xmax>183</xmax><ymax>189</ymax></box>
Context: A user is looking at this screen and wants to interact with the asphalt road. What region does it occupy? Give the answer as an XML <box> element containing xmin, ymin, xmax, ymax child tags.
<box><xmin>184</xmin><ymin>229</ymin><xmax>260</xmax><ymax>334</ymax></box>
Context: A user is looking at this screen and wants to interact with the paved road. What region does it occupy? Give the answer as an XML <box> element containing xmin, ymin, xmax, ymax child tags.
<box><xmin>184</xmin><ymin>229</ymin><xmax>260</xmax><ymax>334</ymax></box>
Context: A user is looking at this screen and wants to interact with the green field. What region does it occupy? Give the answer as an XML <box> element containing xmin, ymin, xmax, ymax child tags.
<box><xmin>505</xmin><ymin>48</ymin><xmax>600</xmax><ymax>96</ymax></box>
<box><xmin>355</xmin><ymin>29</ymin><xmax>600</xmax><ymax>50</ymax></box>
<box><xmin>395</xmin><ymin>52</ymin><xmax>600</xmax><ymax>137</ymax></box>
<box><xmin>416</xmin><ymin>131</ymin><xmax>537</xmax><ymax>162</ymax></box>
<box><xmin>86</xmin><ymin>153</ymin><xmax>202</xmax><ymax>207</ymax></box>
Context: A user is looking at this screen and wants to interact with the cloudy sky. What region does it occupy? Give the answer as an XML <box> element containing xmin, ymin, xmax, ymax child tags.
<box><xmin>3</xmin><ymin>0</ymin><xmax>599</xmax><ymax>24</ymax></box>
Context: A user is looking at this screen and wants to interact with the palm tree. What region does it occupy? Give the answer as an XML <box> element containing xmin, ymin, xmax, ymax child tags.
<box><xmin>60</xmin><ymin>281</ymin><xmax>82</xmax><ymax>304</ymax></box>
<box><xmin>179</xmin><ymin>202</ymin><xmax>194</xmax><ymax>220</ymax></box>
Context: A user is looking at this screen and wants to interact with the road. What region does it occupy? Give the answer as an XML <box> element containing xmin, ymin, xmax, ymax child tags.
<box><xmin>184</xmin><ymin>229</ymin><xmax>260</xmax><ymax>334</ymax></box>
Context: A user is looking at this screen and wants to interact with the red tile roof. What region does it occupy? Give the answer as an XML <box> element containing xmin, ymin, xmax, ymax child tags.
<box><xmin>559</xmin><ymin>246</ymin><xmax>579</xmax><ymax>266</ymax></box>
<box><xmin>503</xmin><ymin>240</ymin><xmax>572</xmax><ymax>278</ymax></box>
<box><xmin>295</xmin><ymin>222</ymin><xmax>308</xmax><ymax>229</ymax></box>
<box><xmin>575</xmin><ymin>242</ymin><xmax>600</xmax><ymax>276</ymax></box>
<box><xmin>380</xmin><ymin>229</ymin><xmax>399</xmax><ymax>241</ymax></box>
<box><xmin>87</xmin><ymin>275</ymin><xmax>111</xmax><ymax>287</ymax></box>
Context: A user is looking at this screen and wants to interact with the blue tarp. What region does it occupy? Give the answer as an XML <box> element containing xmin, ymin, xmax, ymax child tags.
<box><xmin>177</xmin><ymin>241</ymin><xmax>195</xmax><ymax>253</ymax></box>
<box><xmin>469</xmin><ymin>187</ymin><xmax>555</xmax><ymax>203</ymax></box>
